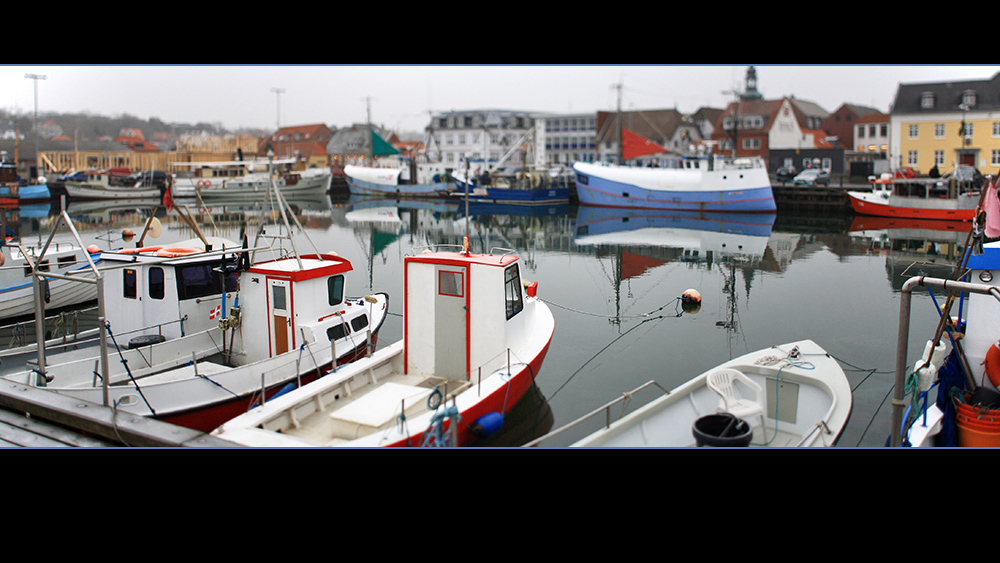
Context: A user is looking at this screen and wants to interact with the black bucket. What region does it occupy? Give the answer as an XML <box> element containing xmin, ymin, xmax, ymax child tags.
<box><xmin>692</xmin><ymin>413</ymin><xmax>753</xmax><ymax>447</ymax></box>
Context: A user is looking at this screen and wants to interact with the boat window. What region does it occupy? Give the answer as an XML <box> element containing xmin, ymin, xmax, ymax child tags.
<box><xmin>124</xmin><ymin>269</ymin><xmax>137</xmax><ymax>299</ymax></box>
<box><xmin>58</xmin><ymin>255</ymin><xmax>75</xmax><ymax>267</ymax></box>
<box><xmin>175</xmin><ymin>263</ymin><xmax>223</xmax><ymax>301</ymax></box>
<box><xmin>505</xmin><ymin>264</ymin><xmax>523</xmax><ymax>319</ymax></box>
<box><xmin>273</xmin><ymin>285</ymin><xmax>287</xmax><ymax>311</ymax></box>
<box><xmin>351</xmin><ymin>314</ymin><xmax>369</xmax><ymax>332</ymax></box>
<box><xmin>439</xmin><ymin>270</ymin><xmax>464</xmax><ymax>297</ymax></box>
<box><xmin>328</xmin><ymin>275</ymin><xmax>344</xmax><ymax>305</ymax></box>
<box><xmin>327</xmin><ymin>323</ymin><xmax>349</xmax><ymax>341</ymax></box>
<box><xmin>148</xmin><ymin>267</ymin><xmax>164</xmax><ymax>300</ymax></box>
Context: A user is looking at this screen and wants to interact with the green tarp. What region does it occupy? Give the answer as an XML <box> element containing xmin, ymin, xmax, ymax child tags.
<box><xmin>372</xmin><ymin>130</ymin><xmax>400</xmax><ymax>156</ymax></box>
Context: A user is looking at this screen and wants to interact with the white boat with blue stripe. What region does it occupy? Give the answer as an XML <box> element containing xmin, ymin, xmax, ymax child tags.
<box><xmin>573</xmin><ymin>156</ymin><xmax>776</xmax><ymax>213</ymax></box>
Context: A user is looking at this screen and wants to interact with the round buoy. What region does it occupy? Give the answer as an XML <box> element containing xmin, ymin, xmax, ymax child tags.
<box><xmin>983</xmin><ymin>340</ymin><xmax>1000</xmax><ymax>388</ymax></box>
<box><xmin>122</xmin><ymin>228</ymin><xmax>135</xmax><ymax>242</ymax></box>
<box><xmin>682</xmin><ymin>289</ymin><xmax>701</xmax><ymax>303</ymax></box>
<box><xmin>87</xmin><ymin>245</ymin><xmax>102</xmax><ymax>254</ymax></box>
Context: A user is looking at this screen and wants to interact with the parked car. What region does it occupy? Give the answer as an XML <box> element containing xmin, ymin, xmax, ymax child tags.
<box><xmin>775</xmin><ymin>166</ymin><xmax>797</xmax><ymax>182</ymax></box>
<box><xmin>792</xmin><ymin>168</ymin><xmax>830</xmax><ymax>186</ymax></box>
<box><xmin>894</xmin><ymin>167</ymin><xmax>919</xmax><ymax>179</ymax></box>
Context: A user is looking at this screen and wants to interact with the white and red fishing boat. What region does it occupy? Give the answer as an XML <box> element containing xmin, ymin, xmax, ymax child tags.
<box><xmin>4</xmin><ymin>235</ymin><xmax>388</xmax><ymax>433</ymax></box>
<box><xmin>212</xmin><ymin>239</ymin><xmax>555</xmax><ymax>447</ymax></box>
<box><xmin>847</xmin><ymin>173</ymin><xmax>980</xmax><ymax>221</ymax></box>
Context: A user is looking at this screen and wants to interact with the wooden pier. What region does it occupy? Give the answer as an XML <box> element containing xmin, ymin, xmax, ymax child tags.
<box><xmin>0</xmin><ymin>380</ymin><xmax>239</xmax><ymax>447</ymax></box>
<box><xmin>772</xmin><ymin>184</ymin><xmax>857</xmax><ymax>213</ymax></box>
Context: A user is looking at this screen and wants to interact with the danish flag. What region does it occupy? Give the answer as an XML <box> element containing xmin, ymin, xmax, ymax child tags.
<box><xmin>209</xmin><ymin>305</ymin><xmax>222</xmax><ymax>320</ymax></box>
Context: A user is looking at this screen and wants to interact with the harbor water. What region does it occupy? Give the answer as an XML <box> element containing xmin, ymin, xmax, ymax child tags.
<box><xmin>5</xmin><ymin>195</ymin><xmax>954</xmax><ymax>447</ymax></box>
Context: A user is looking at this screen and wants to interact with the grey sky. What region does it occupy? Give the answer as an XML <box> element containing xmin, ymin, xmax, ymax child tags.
<box><xmin>3</xmin><ymin>65</ymin><xmax>998</xmax><ymax>134</ymax></box>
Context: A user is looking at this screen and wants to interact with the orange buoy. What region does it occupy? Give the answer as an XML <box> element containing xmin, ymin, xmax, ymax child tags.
<box><xmin>982</xmin><ymin>340</ymin><xmax>1000</xmax><ymax>388</ymax></box>
<box><xmin>156</xmin><ymin>247</ymin><xmax>200</xmax><ymax>258</ymax></box>
<box><xmin>87</xmin><ymin>245</ymin><xmax>102</xmax><ymax>254</ymax></box>
<box><xmin>681</xmin><ymin>289</ymin><xmax>701</xmax><ymax>303</ymax></box>
<box><xmin>122</xmin><ymin>228</ymin><xmax>135</xmax><ymax>242</ymax></box>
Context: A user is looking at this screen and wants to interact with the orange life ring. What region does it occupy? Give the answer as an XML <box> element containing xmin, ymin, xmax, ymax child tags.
<box><xmin>118</xmin><ymin>246</ymin><xmax>163</xmax><ymax>254</ymax></box>
<box><xmin>982</xmin><ymin>339</ymin><xmax>1000</xmax><ymax>388</ymax></box>
<box><xmin>156</xmin><ymin>247</ymin><xmax>200</xmax><ymax>258</ymax></box>
<box><xmin>197</xmin><ymin>179</ymin><xmax>212</xmax><ymax>188</ymax></box>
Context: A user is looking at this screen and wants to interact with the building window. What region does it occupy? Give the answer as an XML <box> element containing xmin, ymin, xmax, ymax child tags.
<box><xmin>993</xmin><ymin>122</ymin><xmax>1000</xmax><ymax>137</ymax></box>
<box><xmin>935</xmin><ymin>124</ymin><xmax>945</xmax><ymax>138</ymax></box>
<box><xmin>742</xmin><ymin>138</ymin><xmax>761</xmax><ymax>150</ymax></box>
<box><xmin>963</xmin><ymin>90</ymin><xmax>977</xmax><ymax>107</ymax></box>
<box><xmin>908</xmin><ymin>124</ymin><xmax>919</xmax><ymax>139</ymax></box>
<box><xmin>920</xmin><ymin>92</ymin><xmax>935</xmax><ymax>109</ymax></box>
<box><xmin>908</xmin><ymin>151</ymin><xmax>919</xmax><ymax>166</ymax></box>
<box><xmin>857</xmin><ymin>126</ymin><xmax>865</xmax><ymax>139</ymax></box>
<box><xmin>935</xmin><ymin>150</ymin><xmax>944</xmax><ymax>166</ymax></box>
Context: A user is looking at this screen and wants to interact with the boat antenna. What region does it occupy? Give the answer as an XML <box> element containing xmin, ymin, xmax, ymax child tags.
<box><xmin>464</xmin><ymin>157</ymin><xmax>470</xmax><ymax>253</ymax></box>
<box><xmin>266</xmin><ymin>151</ymin><xmax>304</xmax><ymax>270</ymax></box>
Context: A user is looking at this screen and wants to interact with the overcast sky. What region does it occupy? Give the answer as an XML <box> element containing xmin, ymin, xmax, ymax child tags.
<box><xmin>3</xmin><ymin>65</ymin><xmax>999</xmax><ymax>134</ymax></box>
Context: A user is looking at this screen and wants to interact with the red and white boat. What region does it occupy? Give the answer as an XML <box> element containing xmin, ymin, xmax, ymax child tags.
<box><xmin>212</xmin><ymin>240</ymin><xmax>555</xmax><ymax>447</ymax></box>
<box><xmin>847</xmin><ymin>173</ymin><xmax>980</xmax><ymax>221</ymax></box>
<box><xmin>6</xmin><ymin>239</ymin><xmax>388</xmax><ymax>433</ymax></box>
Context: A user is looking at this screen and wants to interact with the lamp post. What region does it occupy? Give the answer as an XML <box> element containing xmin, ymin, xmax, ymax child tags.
<box><xmin>272</xmin><ymin>87</ymin><xmax>285</xmax><ymax>158</ymax></box>
<box><xmin>25</xmin><ymin>73</ymin><xmax>46</xmax><ymax>182</ymax></box>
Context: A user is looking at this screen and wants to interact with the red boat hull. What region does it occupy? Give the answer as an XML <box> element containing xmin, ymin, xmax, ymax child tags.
<box><xmin>381</xmin><ymin>338</ymin><xmax>552</xmax><ymax>447</ymax></box>
<box><xmin>849</xmin><ymin>193</ymin><xmax>976</xmax><ymax>221</ymax></box>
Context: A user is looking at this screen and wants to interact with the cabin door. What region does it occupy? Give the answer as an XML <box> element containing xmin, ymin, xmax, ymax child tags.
<box><xmin>269</xmin><ymin>278</ymin><xmax>292</xmax><ymax>357</ymax></box>
<box><xmin>435</xmin><ymin>266</ymin><xmax>468</xmax><ymax>380</ymax></box>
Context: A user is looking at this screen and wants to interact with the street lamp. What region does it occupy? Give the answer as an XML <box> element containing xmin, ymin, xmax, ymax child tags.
<box><xmin>25</xmin><ymin>73</ymin><xmax>46</xmax><ymax>182</ymax></box>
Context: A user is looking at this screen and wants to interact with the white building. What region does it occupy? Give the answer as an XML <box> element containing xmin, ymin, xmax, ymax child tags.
<box><xmin>424</xmin><ymin>110</ymin><xmax>535</xmax><ymax>172</ymax></box>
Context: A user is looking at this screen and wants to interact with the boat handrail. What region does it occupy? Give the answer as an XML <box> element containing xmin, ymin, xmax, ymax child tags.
<box><xmin>410</xmin><ymin>244</ymin><xmax>465</xmax><ymax>255</ymax></box>
<box><xmin>488</xmin><ymin>247</ymin><xmax>517</xmax><ymax>261</ymax></box>
<box><xmin>523</xmin><ymin>380</ymin><xmax>670</xmax><ymax>447</ymax></box>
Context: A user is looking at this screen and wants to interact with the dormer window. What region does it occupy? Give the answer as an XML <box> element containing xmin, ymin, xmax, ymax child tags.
<box><xmin>920</xmin><ymin>92</ymin><xmax>935</xmax><ymax>109</ymax></box>
<box><xmin>963</xmin><ymin>90</ymin><xmax>977</xmax><ymax>108</ymax></box>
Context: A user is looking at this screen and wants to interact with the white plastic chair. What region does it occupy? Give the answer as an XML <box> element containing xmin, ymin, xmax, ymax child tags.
<box><xmin>706</xmin><ymin>368</ymin><xmax>767</xmax><ymax>440</ymax></box>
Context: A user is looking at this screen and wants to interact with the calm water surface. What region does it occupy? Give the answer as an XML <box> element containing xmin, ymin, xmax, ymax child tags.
<box><xmin>9</xmin><ymin>193</ymin><xmax>958</xmax><ymax>447</ymax></box>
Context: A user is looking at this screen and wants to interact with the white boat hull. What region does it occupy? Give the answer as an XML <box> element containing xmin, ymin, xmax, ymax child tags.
<box><xmin>171</xmin><ymin>172</ymin><xmax>331</xmax><ymax>198</ymax></box>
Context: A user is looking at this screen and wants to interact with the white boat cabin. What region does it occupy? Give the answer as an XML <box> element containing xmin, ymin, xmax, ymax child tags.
<box><xmin>100</xmin><ymin>238</ymin><xmax>243</xmax><ymax>344</ymax></box>
<box><xmin>239</xmin><ymin>252</ymin><xmax>373</xmax><ymax>364</ymax></box>
<box><xmin>404</xmin><ymin>249</ymin><xmax>537</xmax><ymax>382</ymax></box>
<box><xmin>101</xmin><ymin>239</ymin><xmax>375</xmax><ymax>366</ymax></box>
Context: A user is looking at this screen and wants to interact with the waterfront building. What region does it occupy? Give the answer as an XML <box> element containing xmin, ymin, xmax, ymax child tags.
<box><xmin>424</xmin><ymin>109</ymin><xmax>535</xmax><ymax>172</ymax></box>
<box><xmin>533</xmin><ymin>112</ymin><xmax>597</xmax><ymax>168</ymax></box>
<box><xmin>890</xmin><ymin>72</ymin><xmax>1000</xmax><ymax>175</ymax></box>
<box><xmin>261</xmin><ymin>123</ymin><xmax>333</xmax><ymax>168</ymax></box>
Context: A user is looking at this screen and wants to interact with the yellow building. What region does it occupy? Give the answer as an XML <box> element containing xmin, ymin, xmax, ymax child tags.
<box><xmin>890</xmin><ymin>72</ymin><xmax>1000</xmax><ymax>176</ymax></box>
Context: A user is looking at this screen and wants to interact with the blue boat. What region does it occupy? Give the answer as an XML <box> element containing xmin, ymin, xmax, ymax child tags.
<box><xmin>573</xmin><ymin>156</ymin><xmax>775</xmax><ymax>213</ymax></box>
<box><xmin>450</xmin><ymin>169</ymin><xmax>570</xmax><ymax>205</ymax></box>
<box><xmin>0</xmin><ymin>154</ymin><xmax>50</xmax><ymax>201</ymax></box>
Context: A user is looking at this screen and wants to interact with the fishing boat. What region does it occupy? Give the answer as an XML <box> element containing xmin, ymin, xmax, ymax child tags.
<box><xmin>1</xmin><ymin>152</ymin><xmax>49</xmax><ymax>202</ymax></box>
<box><xmin>0</xmin><ymin>240</ymin><xmax>99</xmax><ymax>322</ymax></box>
<box><xmin>573</xmin><ymin>155</ymin><xmax>776</xmax><ymax>213</ymax></box>
<box><xmin>344</xmin><ymin>163</ymin><xmax>452</xmax><ymax>198</ymax></box>
<box><xmin>212</xmin><ymin>240</ymin><xmax>555</xmax><ymax>447</ymax></box>
<box><xmin>64</xmin><ymin>170</ymin><xmax>161</xmax><ymax>200</ymax></box>
<box><xmin>847</xmin><ymin>173</ymin><xmax>980</xmax><ymax>221</ymax></box>
<box><xmin>170</xmin><ymin>159</ymin><xmax>331</xmax><ymax>199</ymax></box>
<box><xmin>6</xmin><ymin>166</ymin><xmax>390</xmax><ymax>433</ymax></box>
<box><xmin>526</xmin><ymin>340</ymin><xmax>851</xmax><ymax>448</ymax></box>
<box><xmin>449</xmin><ymin>168</ymin><xmax>570</xmax><ymax>205</ymax></box>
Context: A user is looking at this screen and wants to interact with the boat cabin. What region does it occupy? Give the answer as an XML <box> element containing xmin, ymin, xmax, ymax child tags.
<box><xmin>403</xmin><ymin>249</ymin><xmax>536</xmax><ymax>381</ymax></box>
<box><xmin>100</xmin><ymin>238</ymin><xmax>243</xmax><ymax>343</ymax></box>
<box><xmin>238</xmin><ymin>252</ymin><xmax>371</xmax><ymax>364</ymax></box>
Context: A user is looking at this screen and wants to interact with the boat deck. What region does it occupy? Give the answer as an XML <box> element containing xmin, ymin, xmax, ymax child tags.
<box><xmin>277</xmin><ymin>371</ymin><xmax>474</xmax><ymax>446</ymax></box>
